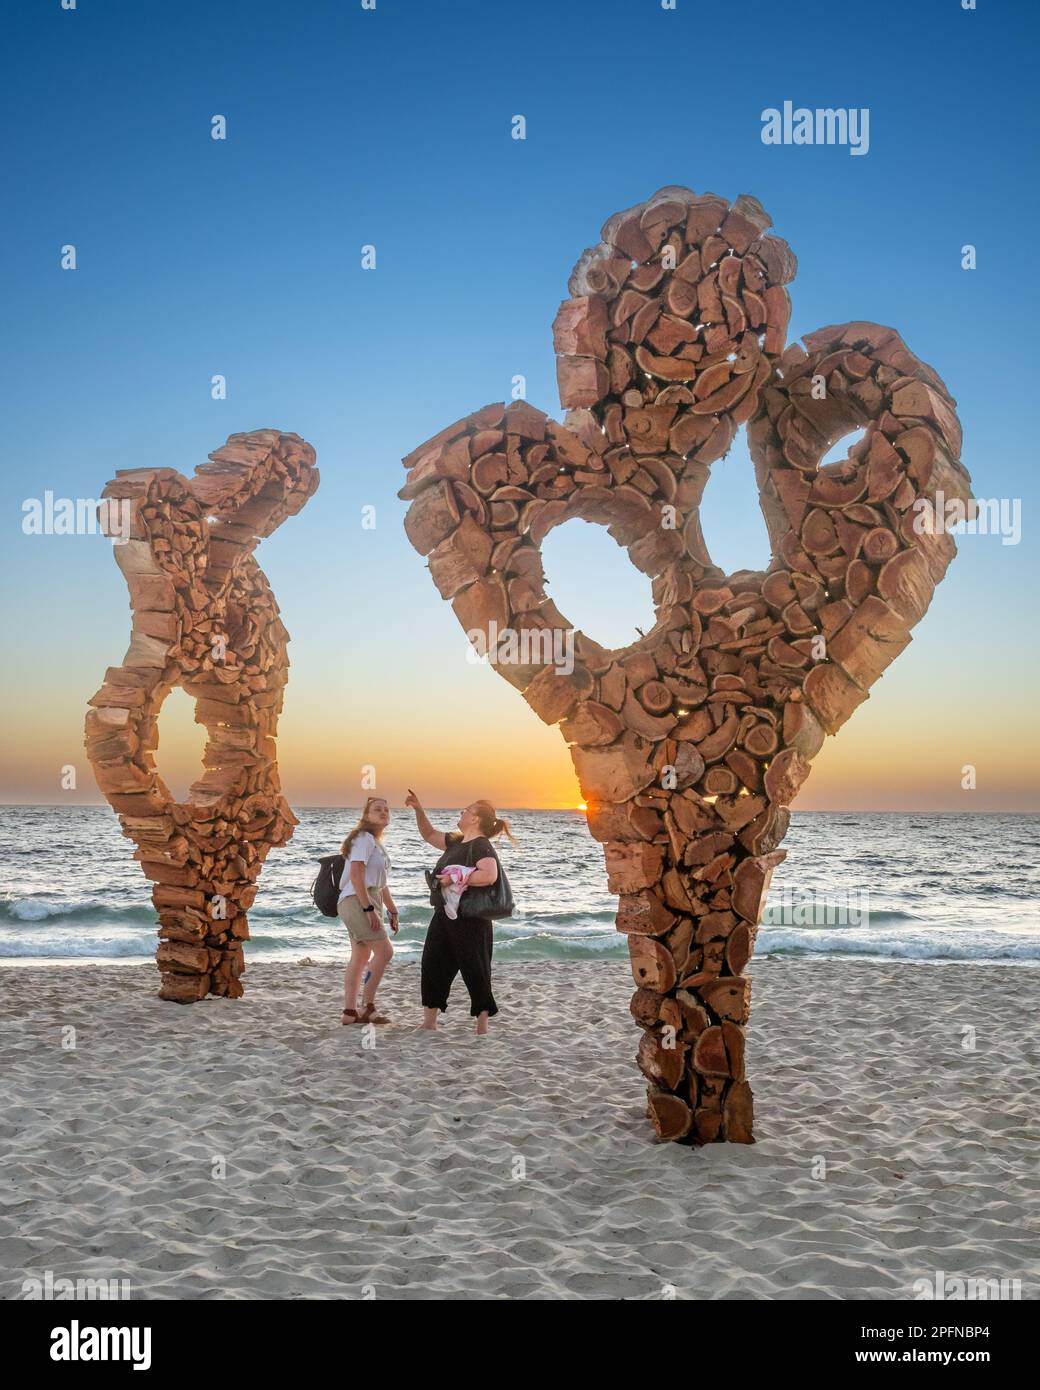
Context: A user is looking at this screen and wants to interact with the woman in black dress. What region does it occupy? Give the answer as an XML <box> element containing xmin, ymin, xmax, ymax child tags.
<box><xmin>405</xmin><ymin>790</ymin><xmax>513</xmax><ymax>1035</ymax></box>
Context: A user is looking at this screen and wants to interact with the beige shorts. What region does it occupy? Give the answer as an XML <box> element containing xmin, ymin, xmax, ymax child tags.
<box><xmin>338</xmin><ymin>894</ymin><xmax>387</xmax><ymax>944</ymax></box>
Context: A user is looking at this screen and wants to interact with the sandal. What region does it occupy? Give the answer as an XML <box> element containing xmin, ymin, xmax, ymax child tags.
<box><xmin>341</xmin><ymin>1008</ymin><xmax>360</xmax><ymax>1026</ymax></box>
<box><xmin>358</xmin><ymin>1001</ymin><xmax>390</xmax><ymax>1025</ymax></box>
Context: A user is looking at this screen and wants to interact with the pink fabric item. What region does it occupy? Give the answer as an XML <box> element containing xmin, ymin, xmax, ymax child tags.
<box><xmin>440</xmin><ymin>864</ymin><xmax>476</xmax><ymax>920</ymax></box>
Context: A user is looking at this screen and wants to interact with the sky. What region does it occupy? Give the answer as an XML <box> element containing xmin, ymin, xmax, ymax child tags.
<box><xmin>1</xmin><ymin>0</ymin><xmax>1037</xmax><ymax>811</ymax></box>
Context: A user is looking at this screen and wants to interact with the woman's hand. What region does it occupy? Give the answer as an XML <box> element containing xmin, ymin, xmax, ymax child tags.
<box><xmin>383</xmin><ymin>891</ymin><xmax>400</xmax><ymax>934</ymax></box>
<box><xmin>409</xmin><ymin>793</ymin><xmax>448</xmax><ymax>850</ymax></box>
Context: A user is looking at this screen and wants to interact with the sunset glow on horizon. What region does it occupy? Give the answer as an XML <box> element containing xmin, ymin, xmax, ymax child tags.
<box><xmin>2</xmin><ymin>621</ymin><xmax>1035</xmax><ymax>812</ymax></box>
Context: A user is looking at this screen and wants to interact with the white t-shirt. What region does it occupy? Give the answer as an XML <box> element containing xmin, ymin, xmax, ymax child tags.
<box><xmin>338</xmin><ymin>832</ymin><xmax>390</xmax><ymax>903</ymax></box>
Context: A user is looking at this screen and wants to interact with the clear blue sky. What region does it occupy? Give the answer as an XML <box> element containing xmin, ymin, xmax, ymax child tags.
<box><xmin>1</xmin><ymin>0</ymin><xmax>1037</xmax><ymax>809</ymax></box>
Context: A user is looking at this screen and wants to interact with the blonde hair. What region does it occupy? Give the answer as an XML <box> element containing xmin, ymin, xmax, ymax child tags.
<box><xmin>472</xmin><ymin>800</ymin><xmax>516</xmax><ymax>845</ymax></box>
<box><xmin>340</xmin><ymin>797</ymin><xmax>387</xmax><ymax>858</ymax></box>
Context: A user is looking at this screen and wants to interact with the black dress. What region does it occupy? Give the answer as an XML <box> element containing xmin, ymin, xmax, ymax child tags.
<box><xmin>420</xmin><ymin>833</ymin><xmax>500</xmax><ymax>1017</ymax></box>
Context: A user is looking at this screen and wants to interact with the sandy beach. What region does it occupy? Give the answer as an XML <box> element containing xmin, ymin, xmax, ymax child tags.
<box><xmin>1</xmin><ymin>957</ymin><xmax>1036</xmax><ymax>1300</ymax></box>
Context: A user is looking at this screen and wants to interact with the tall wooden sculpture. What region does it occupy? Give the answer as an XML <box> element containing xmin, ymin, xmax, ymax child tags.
<box><xmin>85</xmin><ymin>431</ymin><xmax>318</xmax><ymax>1001</ymax></box>
<box><xmin>400</xmin><ymin>186</ymin><xmax>972</xmax><ymax>1143</ymax></box>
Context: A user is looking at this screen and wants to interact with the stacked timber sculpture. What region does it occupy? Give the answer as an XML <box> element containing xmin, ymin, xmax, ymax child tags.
<box><xmin>85</xmin><ymin>431</ymin><xmax>318</xmax><ymax>1002</ymax></box>
<box><xmin>400</xmin><ymin>186</ymin><xmax>972</xmax><ymax>1144</ymax></box>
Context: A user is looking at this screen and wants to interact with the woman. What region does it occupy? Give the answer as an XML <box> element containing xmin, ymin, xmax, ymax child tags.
<box><xmin>337</xmin><ymin>796</ymin><xmax>399</xmax><ymax>1026</ymax></box>
<box><xmin>405</xmin><ymin>789</ymin><xmax>513</xmax><ymax>1036</ymax></box>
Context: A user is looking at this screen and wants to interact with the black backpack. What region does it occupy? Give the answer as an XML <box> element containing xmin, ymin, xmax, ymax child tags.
<box><xmin>312</xmin><ymin>854</ymin><xmax>345</xmax><ymax>917</ymax></box>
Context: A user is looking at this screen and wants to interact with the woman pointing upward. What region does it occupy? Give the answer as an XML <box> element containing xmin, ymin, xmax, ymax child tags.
<box><xmin>405</xmin><ymin>789</ymin><xmax>513</xmax><ymax>1036</ymax></box>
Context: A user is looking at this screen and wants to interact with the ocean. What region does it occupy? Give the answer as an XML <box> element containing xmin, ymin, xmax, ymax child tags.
<box><xmin>0</xmin><ymin>807</ymin><xmax>1037</xmax><ymax>968</ymax></box>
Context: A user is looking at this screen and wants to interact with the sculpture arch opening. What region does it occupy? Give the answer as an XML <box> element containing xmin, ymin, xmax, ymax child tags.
<box><xmin>696</xmin><ymin>433</ymin><xmax>771</xmax><ymax>576</ymax></box>
<box><xmin>819</xmin><ymin>427</ymin><xmax>868</xmax><ymax>469</ymax></box>
<box><xmin>540</xmin><ymin>517</ymin><xmax>657</xmax><ymax>652</ymax></box>
<box><xmin>153</xmin><ymin>686</ymin><xmax>208</xmax><ymax>804</ymax></box>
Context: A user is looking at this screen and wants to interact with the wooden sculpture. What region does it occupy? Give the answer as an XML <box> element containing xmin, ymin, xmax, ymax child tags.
<box><xmin>85</xmin><ymin>431</ymin><xmax>319</xmax><ymax>1001</ymax></box>
<box><xmin>400</xmin><ymin>186</ymin><xmax>972</xmax><ymax>1144</ymax></box>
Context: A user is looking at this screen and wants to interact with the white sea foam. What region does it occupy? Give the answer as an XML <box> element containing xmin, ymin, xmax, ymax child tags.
<box><xmin>6</xmin><ymin>898</ymin><xmax>69</xmax><ymax>921</ymax></box>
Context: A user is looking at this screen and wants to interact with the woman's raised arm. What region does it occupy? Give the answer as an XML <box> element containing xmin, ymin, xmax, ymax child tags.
<box><xmin>405</xmin><ymin>789</ymin><xmax>447</xmax><ymax>851</ymax></box>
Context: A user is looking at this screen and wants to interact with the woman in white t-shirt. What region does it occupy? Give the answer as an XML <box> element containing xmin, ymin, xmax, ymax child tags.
<box><xmin>337</xmin><ymin>796</ymin><xmax>399</xmax><ymax>1026</ymax></box>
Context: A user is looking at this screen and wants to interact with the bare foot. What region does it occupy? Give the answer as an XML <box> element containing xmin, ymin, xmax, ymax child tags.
<box><xmin>475</xmin><ymin>1020</ymin><xmax>489</xmax><ymax>1036</ymax></box>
